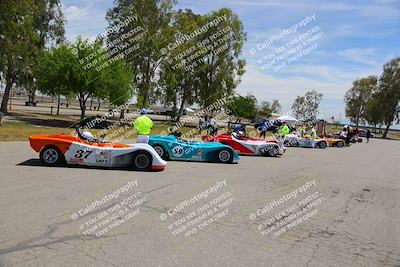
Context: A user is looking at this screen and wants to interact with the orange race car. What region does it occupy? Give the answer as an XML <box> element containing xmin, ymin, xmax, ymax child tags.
<box><xmin>29</xmin><ymin>127</ymin><xmax>167</xmax><ymax>171</ymax></box>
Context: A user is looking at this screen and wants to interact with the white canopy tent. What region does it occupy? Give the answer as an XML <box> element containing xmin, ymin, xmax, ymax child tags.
<box><xmin>276</xmin><ymin>115</ymin><xmax>298</xmax><ymax>123</ymax></box>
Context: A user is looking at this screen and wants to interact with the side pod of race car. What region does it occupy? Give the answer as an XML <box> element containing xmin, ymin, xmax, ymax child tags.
<box><xmin>148</xmin><ymin>134</ymin><xmax>239</xmax><ymax>163</ymax></box>
<box><xmin>29</xmin><ymin>128</ymin><xmax>167</xmax><ymax>171</ymax></box>
<box><xmin>203</xmin><ymin>133</ymin><xmax>286</xmax><ymax>157</ymax></box>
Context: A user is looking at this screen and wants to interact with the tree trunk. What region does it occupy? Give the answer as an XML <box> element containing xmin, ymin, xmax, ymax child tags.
<box><xmin>97</xmin><ymin>98</ymin><xmax>101</xmax><ymax>110</ymax></box>
<box><xmin>382</xmin><ymin>124</ymin><xmax>391</xmax><ymax>138</ymax></box>
<box><xmin>80</xmin><ymin>106</ymin><xmax>86</xmax><ymax>120</ymax></box>
<box><xmin>120</xmin><ymin>109</ymin><xmax>125</xmax><ymax>119</ymax></box>
<box><xmin>56</xmin><ymin>94</ymin><xmax>61</xmax><ymax>115</ymax></box>
<box><xmin>79</xmin><ymin>96</ymin><xmax>86</xmax><ymax>120</ymax></box>
<box><xmin>176</xmin><ymin>97</ymin><xmax>186</xmax><ymax>122</ymax></box>
<box><xmin>89</xmin><ymin>98</ymin><xmax>93</xmax><ymax>110</ymax></box>
<box><xmin>28</xmin><ymin>90</ymin><xmax>36</xmax><ymax>103</ymax></box>
<box><xmin>0</xmin><ymin>77</ymin><xmax>13</xmax><ymax>114</ymax></box>
<box><xmin>66</xmin><ymin>97</ymin><xmax>69</xmax><ymax>108</ymax></box>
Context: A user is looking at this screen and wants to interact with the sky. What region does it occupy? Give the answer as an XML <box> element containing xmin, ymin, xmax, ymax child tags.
<box><xmin>62</xmin><ymin>0</ymin><xmax>400</xmax><ymax>122</ymax></box>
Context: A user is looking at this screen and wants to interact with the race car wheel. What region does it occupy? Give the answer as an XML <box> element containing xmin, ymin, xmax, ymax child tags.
<box><xmin>132</xmin><ymin>151</ymin><xmax>152</xmax><ymax>170</ymax></box>
<box><xmin>358</xmin><ymin>138</ymin><xmax>363</xmax><ymax>143</ymax></box>
<box><xmin>217</xmin><ymin>149</ymin><xmax>233</xmax><ymax>164</ymax></box>
<box><xmin>283</xmin><ymin>140</ymin><xmax>291</xmax><ymax>147</ymax></box>
<box><xmin>268</xmin><ymin>147</ymin><xmax>279</xmax><ymax>157</ymax></box>
<box><xmin>40</xmin><ymin>146</ymin><xmax>64</xmax><ymax>165</ymax></box>
<box><xmin>318</xmin><ymin>141</ymin><xmax>327</xmax><ymax>149</ymax></box>
<box><xmin>153</xmin><ymin>145</ymin><xmax>169</xmax><ymax>160</ymax></box>
<box><xmin>336</xmin><ymin>141</ymin><xmax>344</xmax><ymax>148</ymax></box>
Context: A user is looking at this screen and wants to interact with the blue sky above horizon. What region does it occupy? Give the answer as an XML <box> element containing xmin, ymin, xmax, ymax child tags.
<box><xmin>62</xmin><ymin>0</ymin><xmax>400</xmax><ymax>123</ymax></box>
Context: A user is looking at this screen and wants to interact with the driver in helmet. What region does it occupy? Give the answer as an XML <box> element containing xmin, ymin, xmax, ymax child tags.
<box><xmin>82</xmin><ymin>131</ymin><xmax>95</xmax><ymax>141</ymax></box>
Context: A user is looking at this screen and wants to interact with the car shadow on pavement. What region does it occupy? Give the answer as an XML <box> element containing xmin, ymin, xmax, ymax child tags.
<box><xmin>16</xmin><ymin>159</ymin><xmax>160</xmax><ymax>172</ymax></box>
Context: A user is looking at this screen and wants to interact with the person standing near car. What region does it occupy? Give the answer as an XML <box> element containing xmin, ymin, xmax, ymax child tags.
<box><xmin>278</xmin><ymin>121</ymin><xmax>290</xmax><ymax>138</ymax></box>
<box><xmin>198</xmin><ymin>116</ymin><xmax>205</xmax><ymax>134</ymax></box>
<box><xmin>208</xmin><ymin>116</ymin><xmax>217</xmax><ymax>135</ymax></box>
<box><xmin>258</xmin><ymin>119</ymin><xmax>268</xmax><ymax>139</ymax></box>
<box><xmin>134</xmin><ymin>108</ymin><xmax>153</xmax><ymax>143</ymax></box>
<box><xmin>310</xmin><ymin>125</ymin><xmax>317</xmax><ymax>148</ymax></box>
<box><xmin>366</xmin><ymin>129</ymin><xmax>371</xmax><ymax>143</ymax></box>
<box><xmin>345</xmin><ymin>125</ymin><xmax>352</xmax><ymax>146</ymax></box>
<box><xmin>310</xmin><ymin>126</ymin><xmax>317</xmax><ymax>138</ymax></box>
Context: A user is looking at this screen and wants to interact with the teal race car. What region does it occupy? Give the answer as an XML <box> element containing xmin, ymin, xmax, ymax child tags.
<box><xmin>148</xmin><ymin>134</ymin><xmax>239</xmax><ymax>164</ymax></box>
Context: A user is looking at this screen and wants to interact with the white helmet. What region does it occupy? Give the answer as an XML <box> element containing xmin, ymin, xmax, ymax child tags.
<box><xmin>82</xmin><ymin>131</ymin><xmax>94</xmax><ymax>139</ymax></box>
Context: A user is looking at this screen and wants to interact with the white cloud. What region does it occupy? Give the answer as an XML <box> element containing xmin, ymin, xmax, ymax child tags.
<box><xmin>337</xmin><ymin>48</ymin><xmax>381</xmax><ymax>66</ymax></box>
<box><xmin>236</xmin><ymin>63</ymin><xmax>380</xmax><ymax>118</ymax></box>
<box><xmin>63</xmin><ymin>5</ymin><xmax>90</xmax><ymax>22</ymax></box>
<box><xmin>62</xmin><ymin>2</ymin><xmax>108</xmax><ymax>42</ymax></box>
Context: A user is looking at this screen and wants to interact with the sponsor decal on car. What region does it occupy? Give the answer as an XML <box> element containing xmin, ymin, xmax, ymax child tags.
<box><xmin>172</xmin><ymin>145</ymin><xmax>184</xmax><ymax>157</ymax></box>
<box><xmin>96</xmin><ymin>150</ymin><xmax>110</xmax><ymax>164</ymax></box>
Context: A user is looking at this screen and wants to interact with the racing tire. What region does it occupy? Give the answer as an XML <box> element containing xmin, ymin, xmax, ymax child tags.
<box><xmin>132</xmin><ymin>151</ymin><xmax>153</xmax><ymax>170</ymax></box>
<box><xmin>358</xmin><ymin>138</ymin><xmax>363</xmax><ymax>143</ymax></box>
<box><xmin>283</xmin><ymin>140</ymin><xmax>291</xmax><ymax>147</ymax></box>
<box><xmin>336</xmin><ymin>141</ymin><xmax>344</xmax><ymax>148</ymax></box>
<box><xmin>318</xmin><ymin>141</ymin><xmax>327</xmax><ymax>149</ymax></box>
<box><xmin>40</xmin><ymin>145</ymin><xmax>65</xmax><ymax>165</ymax></box>
<box><xmin>268</xmin><ymin>147</ymin><xmax>279</xmax><ymax>157</ymax></box>
<box><xmin>216</xmin><ymin>149</ymin><xmax>234</xmax><ymax>164</ymax></box>
<box><xmin>153</xmin><ymin>144</ymin><xmax>169</xmax><ymax>160</ymax></box>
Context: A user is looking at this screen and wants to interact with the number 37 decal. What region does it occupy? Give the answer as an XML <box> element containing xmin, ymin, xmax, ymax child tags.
<box><xmin>74</xmin><ymin>149</ymin><xmax>93</xmax><ymax>159</ymax></box>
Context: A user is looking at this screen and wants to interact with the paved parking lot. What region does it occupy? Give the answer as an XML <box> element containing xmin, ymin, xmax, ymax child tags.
<box><xmin>0</xmin><ymin>139</ymin><xmax>399</xmax><ymax>266</ymax></box>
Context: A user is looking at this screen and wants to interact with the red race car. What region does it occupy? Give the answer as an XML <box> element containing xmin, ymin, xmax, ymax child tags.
<box><xmin>203</xmin><ymin>133</ymin><xmax>285</xmax><ymax>157</ymax></box>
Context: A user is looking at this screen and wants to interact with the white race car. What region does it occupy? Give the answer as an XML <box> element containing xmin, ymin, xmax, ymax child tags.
<box><xmin>284</xmin><ymin>134</ymin><xmax>328</xmax><ymax>149</ymax></box>
<box><xmin>29</xmin><ymin>128</ymin><xmax>167</xmax><ymax>171</ymax></box>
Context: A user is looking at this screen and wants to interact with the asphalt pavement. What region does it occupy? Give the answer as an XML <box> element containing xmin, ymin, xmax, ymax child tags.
<box><xmin>0</xmin><ymin>138</ymin><xmax>399</xmax><ymax>266</ymax></box>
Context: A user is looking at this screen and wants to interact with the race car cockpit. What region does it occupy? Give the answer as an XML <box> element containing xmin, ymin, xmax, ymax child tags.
<box><xmin>75</xmin><ymin>127</ymin><xmax>108</xmax><ymax>144</ymax></box>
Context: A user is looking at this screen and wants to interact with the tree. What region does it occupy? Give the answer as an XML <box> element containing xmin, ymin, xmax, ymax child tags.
<box><xmin>35</xmin><ymin>38</ymin><xmax>133</xmax><ymax>119</ymax></box>
<box><xmin>105</xmin><ymin>61</ymin><xmax>134</xmax><ymax>119</ymax></box>
<box><xmin>271</xmin><ymin>99</ymin><xmax>281</xmax><ymax>114</ymax></box>
<box><xmin>158</xmin><ymin>9</ymin><xmax>201</xmax><ymax>121</ymax></box>
<box><xmin>226</xmin><ymin>93</ymin><xmax>258</xmax><ymax>120</ymax></box>
<box><xmin>344</xmin><ymin>76</ymin><xmax>377</xmax><ymax>126</ymax></box>
<box><xmin>365</xmin><ymin>93</ymin><xmax>384</xmax><ymax>132</ymax></box>
<box><xmin>0</xmin><ymin>0</ymin><xmax>64</xmax><ymax>113</ymax></box>
<box><xmin>375</xmin><ymin>58</ymin><xmax>400</xmax><ymax>138</ymax></box>
<box><xmin>195</xmin><ymin>8</ymin><xmax>246</xmax><ymax>108</ymax></box>
<box><xmin>106</xmin><ymin>0</ymin><xmax>176</xmax><ymax>108</ymax></box>
<box><xmin>291</xmin><ymin>90</ymin><xmax>323</xmax><ymax>122</ymax></box>
<box><xmin>0</xmin><ymin>1</ymin><xmax>34</xmax><ymax>113</ymax></box>
<box><xmin>35</xmin><ymin>45</ymin><xmax>71</xmax><ymax>115</ymax></box>
<box><xmin>258</xmin><ymin>99</ymin><xmax>281</xmax><ymax>118</ymax></box>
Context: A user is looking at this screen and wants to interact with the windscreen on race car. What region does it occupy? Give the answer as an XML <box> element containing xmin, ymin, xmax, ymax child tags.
<box><xmin>75</xmin><ymin>127</ymin><xmax>107</xmax><ymax>143</ymax></box>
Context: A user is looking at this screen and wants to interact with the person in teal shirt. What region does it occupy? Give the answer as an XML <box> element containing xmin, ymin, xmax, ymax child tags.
<box><xmin>134</xmin><ymin>108</ymin><xmax>153</xmax><ymax>143</ymax></box>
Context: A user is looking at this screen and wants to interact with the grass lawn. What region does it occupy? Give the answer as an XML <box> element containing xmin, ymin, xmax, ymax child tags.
<box><xmin>1</xmin><ymin>116</ymin><xmax>399</xmax><ymax>141</ymax></box>
<box><xmin>0</xmin><ymin>121</ymin><xmax>71</xmax><ymax>141</ymax></box>
<box><xmin>0</xmin><ymin>120</ymin><xmax>196</xmax><ymax>142</ymax></box>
